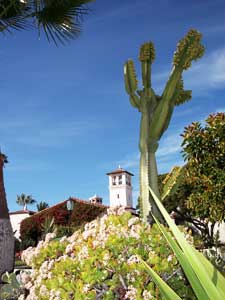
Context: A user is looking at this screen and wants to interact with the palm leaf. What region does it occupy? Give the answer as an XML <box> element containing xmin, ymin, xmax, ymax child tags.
<box><xmin>0</xmin><ymin>0</ymin><xmax>31</xmax><ymax>32</ymax></box>
<box><xmin>0</xmin><ymin>0</ymin><xmax>93</xmax><ymax>44</ymax></box>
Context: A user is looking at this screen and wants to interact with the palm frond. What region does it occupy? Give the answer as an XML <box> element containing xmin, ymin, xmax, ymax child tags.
<box><xmin>0</xmin><ymin>0</ymin><xmax>93</xmax><ymax>44</ymax></box>
<box><xmin>0</xmin><ymin>151</ymin><xmax>8</xmax><ymax>164</ymax></box>
<box><xmin>0</xmin><ymin>0</ymin><xmax>31</xmax><ymax>32</ymax></box>
<box><xmin>35</xmin><ymin>0</ymin><xmax>90</xmax><ymax>45</ymax></box>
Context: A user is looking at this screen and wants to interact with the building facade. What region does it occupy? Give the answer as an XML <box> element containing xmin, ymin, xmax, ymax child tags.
<box><xmin>106</xmin><ymin>167</ymin><xmax>134</xmax><ymax>208</ymax></box>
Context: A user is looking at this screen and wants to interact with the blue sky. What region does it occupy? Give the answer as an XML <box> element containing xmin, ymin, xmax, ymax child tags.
<box><xmin>1</xmin><ymin>0</ymin><xmax>225</xmax><ymax>212</ymax></box>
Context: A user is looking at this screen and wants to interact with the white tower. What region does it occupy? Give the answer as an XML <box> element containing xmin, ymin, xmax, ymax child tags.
<box><xmin>106</xmin><ymin>166</ymin><xmax>134</xmax><ymax>208</ymax></box>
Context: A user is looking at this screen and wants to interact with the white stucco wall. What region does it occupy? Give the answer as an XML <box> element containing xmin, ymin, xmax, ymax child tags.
<box><xmin>109</xmin><ymin>173</ymin><xmax>133</xmax><ymax>207</ymax></box>
<box><xmin>10</xmin><ymin>213</ymin><xmax>31</xmax><ymax>240</ymax></box>
<box><xmin>212</xmin><ymin>222</ymin><xmax>225</xmax><ymax>244</ymax></box>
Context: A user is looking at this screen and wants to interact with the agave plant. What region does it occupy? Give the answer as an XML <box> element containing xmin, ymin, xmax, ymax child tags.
<box><xmin>0</xmin><ymin>0</ymin><xmax>93</xmax><ymax>44</ymax></box>
<box><xmin>138</xmin><ymin>187</ymin><xmax>225</xmax><ymax>300</ymax></box>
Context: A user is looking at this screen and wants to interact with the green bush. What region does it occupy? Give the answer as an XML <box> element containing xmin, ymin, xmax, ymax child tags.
<box><xmin>21</xmin><ymin>207</ymin><xmax>195</xmax><ymax>300</ymax></box>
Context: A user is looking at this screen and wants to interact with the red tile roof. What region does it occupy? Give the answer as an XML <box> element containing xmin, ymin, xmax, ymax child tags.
<box><xmin>30</xmin><ymin>197</ymin><xmax>108</xmax><ymax>217</ymax></box>
<box><xmin>9</xmin><ymin>210</ymin><xmax>36</xmax><ymax>215</ymax></box>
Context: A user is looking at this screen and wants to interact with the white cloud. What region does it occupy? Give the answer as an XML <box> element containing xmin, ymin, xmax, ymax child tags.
<box><xmin>157</xmin><ymin>133</ymin><xmax>182</xmax><ymax>157</ymax></box>
<box><xmin>0</xmin><ymin>118</ymin><xmax>99</xmax><ymax>148</ymax></box>
<box><xmin>184</xmin><ymin>47</ymin><xmax>225</xmax><ymax>90</ymax></box>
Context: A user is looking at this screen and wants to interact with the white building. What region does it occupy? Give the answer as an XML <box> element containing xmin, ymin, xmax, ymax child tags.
<box><xmin>9</xmin><ymin>167</ymin><xmax>135</xmax><ymax>240</ymax></box>
<box><xmin>106</xmin><ymin>166</ymin><xmax>134</xmax><ymax>208</ymax></box>
<box><xmin>9</xmin><ymin>210</ymin><xmax>35</xmax><ymax>240</ymax></box>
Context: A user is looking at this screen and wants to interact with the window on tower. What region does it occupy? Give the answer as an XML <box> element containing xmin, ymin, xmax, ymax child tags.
<box><xmin>126</xmin><ymin>175</ymin><xmax>131</xmax><ymax>185</ymax></box>
<box><xmin>119</xmin><ymin>175</ymin><xmax>122</xmax><ymax>185</ymax></box>
<box><xmin>117</xmin><ymin>194</ymin><xmax>120</xmax><ymax>199</ymax></box>
<box><xmin>112</xmin><ymin>176</ymin><xmax>116</xmax><ymax>185</ymax></box>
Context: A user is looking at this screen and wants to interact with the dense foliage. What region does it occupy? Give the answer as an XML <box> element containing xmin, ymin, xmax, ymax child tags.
<box><xmin>162</xmin><ymin>113</ymin><xmax>225</xmax><ymax>247</ymax></box>
<box><xmin>181</xmin><ymin>112</ymin><xmax>225</xmax><ymax>223</ymax></box>
<box><xmin>20</xmin><ymin>208</ymin><xmax>195</xmax><ymax>300</ymax></box>
<box><xmin>20</xmin><ymin>200</ymin><xmax>107</xmax><ymax>247</ymax></box>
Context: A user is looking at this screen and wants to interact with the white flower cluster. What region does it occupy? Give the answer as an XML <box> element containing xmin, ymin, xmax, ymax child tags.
<box><xmin>20</xmin><ymin>207</ymin><xmax>145</xmax><ymax>299</ymax></box>
<box><xmin>143</xmin><ymin>290</ymin><xmax>153</xmax><ymax>300</ymax></box>
<box><xmin>125</xmin><ymin>286</ymin><xmax>137</xmax><ymax>300</ymax></box>
<box><xmin>22</xmin><ymin>232</ymin><xmax>56</xmax><ymax>267</ymax></box>
<box><xmin>20</xmin><ymin>206</ymin><xmax>183</xmax><ymax>300</ymax></box>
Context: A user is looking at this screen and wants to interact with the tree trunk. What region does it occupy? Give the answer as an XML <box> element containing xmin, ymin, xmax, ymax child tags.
<box><xmin>0</xmin><ymin>219</ymin><xmax>15</xmax><ymax>281</ymax></box>
<box><xmin>0</xmin><ymin>154</ymin><xmax>15</xmax><ymax>281</ymax></box>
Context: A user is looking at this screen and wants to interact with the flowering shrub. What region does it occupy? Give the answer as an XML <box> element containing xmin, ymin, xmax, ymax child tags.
<box><xmin>20</xmin><ymin>207</ymin><xmax>195</xmax><ymax>300</ymax></box>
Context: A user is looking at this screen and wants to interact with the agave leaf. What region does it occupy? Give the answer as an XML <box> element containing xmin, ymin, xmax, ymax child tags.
<box><xmin>155</xmin><ymin>219</ymin><xmax>210</xmax><ymax>300</ymax></box>
<box><xmin>139</xmin><ymin>257</ymin><xmax>182</xmax><ymax>300</ymax></box>
<box><xmin>149</xmin><ymin>186</ymin><xmax>225</xmax><ymax>300</ymax></box>
<box><xmin>194</xmin><ymin>248</ymin><xmax>225</xmax><ymax>293</ymax></box>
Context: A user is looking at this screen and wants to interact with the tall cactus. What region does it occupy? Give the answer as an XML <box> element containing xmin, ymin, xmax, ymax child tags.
<box><xmin>124</xmin><ymin>29</ymin><xmax>204</xmax><ymax>223</ymax></box>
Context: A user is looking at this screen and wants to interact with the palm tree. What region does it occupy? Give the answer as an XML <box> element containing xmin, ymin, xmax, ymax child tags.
<box><xmin>0</xmin><ymin>152</ymin><xmax>15</xmax><ymax>281</ymax></box>
<box><xmin>0</xmin><ymin>0</ymin><xmax>92</xmax><ymax>45</ymax></box>
<box><xmin>16</xmin><ymin>193</ymin><xmax>36</xmax><ymax>211</ymax></box>
<box><xmin>37</xmin><ymin>201</ymin><xmax>49</xmax><ymax>211</ymax></box>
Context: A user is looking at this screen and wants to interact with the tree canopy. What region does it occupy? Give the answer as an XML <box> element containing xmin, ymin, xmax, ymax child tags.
<box><xmin>182</xmin><ymin>112</ymin><xmax>225</xmax><ymax>223</ymax></box>
<box><xmin>37</xmin><ymin>201</ymin><xmax>49</xmax><ymax>211</ymax></box>
<box><xmin>162</xmin><ymin>112</ymin><xmax>225</xmax><ymax>246</ymax></box>
<box><xmin>16</xmin><ymin>193</ymin><xmax>36</xmax><ymax>210</ymax></box>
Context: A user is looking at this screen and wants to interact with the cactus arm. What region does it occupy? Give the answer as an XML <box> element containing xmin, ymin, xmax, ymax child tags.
<box><xmin>161</xmin><ymin>29</ymin><xmax>204</xmax><ymax>103</ymax></box>
<box><xmin>149</xmin><ymin>28</ymin><xmax>204</xmax><ymax>139</ymax></box>
<box><xmin>129</xmin><ymin>94</ymin><xmax>140</xmax><ymax>110</ymax></box>
<box><xmin>139</xmin><ymin>42</ymin><xmax>155</xmax><ymax>89</ymax></box>
<box><xmin>149</xmin><ymin>77</ymin><xmax>192</xmax><ymax>139</ymax></box>
<box><xmin>173</xmin><ymin>76</ymin><xmax>192</xmax><ymax>106</ymax></box>
<box><xmin>141</xmin><ymin>61</ymin><xmax>151</xmax><ymax>88</ymax></box>
<box><xmin>124</xmin><ymin>60</ymin><xmax>140</xmax><ymax>110</ymax></box>
<box><xmin>162</xmin><ymin>166</ymin><xmax>184</xmax><ymax>201</ymax></box>
<box><xmin>175</xmin><ymin>90</ymin><xmax>192</xmax><ymax>106</ymax></box>
<box><xmin>147</xmin><ymin>69</ymin><xmax>184</xmax><ymax>141</ymax></box>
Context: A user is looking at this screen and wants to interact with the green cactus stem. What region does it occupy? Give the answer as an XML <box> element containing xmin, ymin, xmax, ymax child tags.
<box><xmin>161</xmin><ymin>166</ymin><xmax>184</xmax><ymax>201</ymax></box>
<box><xmin>124</xmin><ymin>29</ymin><xmax>204</xmax><ymax>223</ymax></box>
